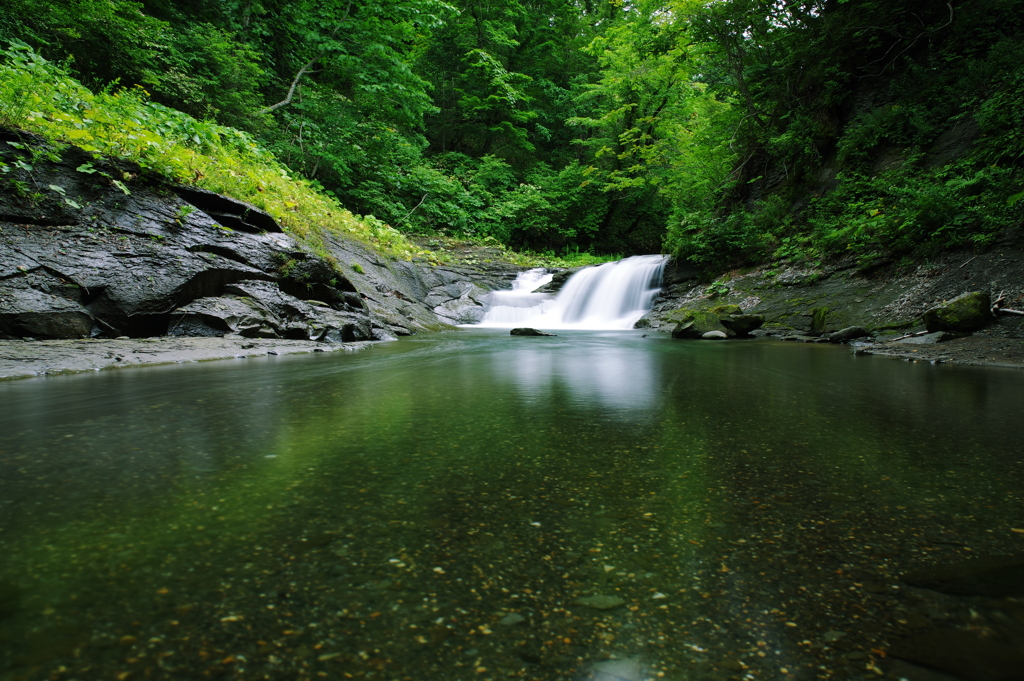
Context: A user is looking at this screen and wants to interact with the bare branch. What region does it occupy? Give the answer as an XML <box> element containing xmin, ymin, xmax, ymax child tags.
<box><xmin>397</xmin><ymin>193</ymin><xmax>430</xmax><ymax>227</ymax></box>
<box><xmin>258</xmin><ymin>56</ymin><xmax>319</xmax><ymax>114</ymax></box>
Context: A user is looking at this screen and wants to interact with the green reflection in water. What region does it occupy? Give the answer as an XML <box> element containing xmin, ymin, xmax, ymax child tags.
<box><xmin>0</xmin><ymin>331</ymin><xmax>1022</xmax><ymax>680</ymax></box>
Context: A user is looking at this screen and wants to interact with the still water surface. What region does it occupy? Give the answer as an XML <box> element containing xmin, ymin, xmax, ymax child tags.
<box><xmin>1</xmin><ymin>331</ymin><xmax>1022</xmax><ymax>680</ymax></box>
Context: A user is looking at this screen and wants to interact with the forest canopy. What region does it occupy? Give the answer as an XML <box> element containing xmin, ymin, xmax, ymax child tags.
<box><xmin>1</xmin><ymin>0</ymin><xmax>1022</xmax><ymax>267</ymax></box>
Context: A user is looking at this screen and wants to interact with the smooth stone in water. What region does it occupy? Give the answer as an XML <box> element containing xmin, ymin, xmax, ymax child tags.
<box><xmin>702</xmin><ymin>330</ymin><xmax>728</xmax><ymax>339</ymax></box>
<box><xmin>499</xmin><ymin>612</ymin><xmax>526</xmax><ymax>626</ymax></box>
<box><xmin>573</xmin><ymin>594</ymin><xmax>626</xmax><ymax>610</ymax></box>
<box><xmin>588</xmin><ymin>657</ymin><xmax>645</xmax><ymax>681</ymax></box>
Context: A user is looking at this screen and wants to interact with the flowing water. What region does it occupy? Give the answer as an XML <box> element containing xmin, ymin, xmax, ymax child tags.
<box><xmin>1</xmin><ymin>331</ymin><xmax>1023</xmax><ymax>681</ymax></box>
<box><xmin>476</xmin><ymin>255</ymin><xmax>667</xmax><ymax>330</ymax></box>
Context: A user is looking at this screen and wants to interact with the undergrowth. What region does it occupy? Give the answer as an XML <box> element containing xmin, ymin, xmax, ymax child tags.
<box><xmin>421</xmin><ymin>234</ymin><xmax>620</xmax><ymax>268</ymax></box>
<box><xmin>0</xmin><ymin>43</ymin><xmax>426</xmax><ymax>260</ymax></box>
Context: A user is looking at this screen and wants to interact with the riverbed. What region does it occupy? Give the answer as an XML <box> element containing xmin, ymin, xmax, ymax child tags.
<box><xmin>1</xmin><ymin>330</ymin><xmax>1022</xmax><ymax>681</ymax></box>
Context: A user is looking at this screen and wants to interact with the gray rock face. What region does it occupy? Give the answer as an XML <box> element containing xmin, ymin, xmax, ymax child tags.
<box><xmin>0</xmin><ymin>130</ymin><xmax>522</xmax><ymax>340</ymax></box>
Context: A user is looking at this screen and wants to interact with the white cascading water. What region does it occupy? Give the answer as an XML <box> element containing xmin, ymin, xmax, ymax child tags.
<box><xmin>474</xmin><ymin>254</ymin><xmax>668</xmax><ymax>330</ymax></box>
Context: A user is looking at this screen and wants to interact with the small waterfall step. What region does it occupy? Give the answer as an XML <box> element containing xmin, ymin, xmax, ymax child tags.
<box><xmin>473</xmin><ymin>255</ymin><xmax>667</xmax><ymax>331</ymax></box>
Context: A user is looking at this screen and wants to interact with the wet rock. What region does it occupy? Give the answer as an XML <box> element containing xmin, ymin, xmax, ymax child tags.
<box><xmin>900</xmin><ymin>555</ymin><xmax>1024</xmax><ymax>597</ymax></box>
<box><xmin>534</xmin><ymin>269</ymin><xmax>575</xmax><ymax>294</ymax></box>
<box><xmin>670</xmin><ymin>310</ymin><xmax>732</xmax><ymax>339</ymax></box>
<box><xmin>0</xmin><ymin>131</ymin><xmax>523</xmax><ymax>340</ymax></box>
<box><xmin>669</xmin><ymin>304</ymin><xmax>764</xmax><ymax>339</ymax></box>
<box><xmin>0</xmin><ymin>279</ymin><xmax>94</xmax><ymax>338</ymax></box>
<box><xmin>827</xmin><ymin>326</ymin><xmax>870</xmax><ymax>343</ymax></box>
<box><xmin>701</xmin><ymin>330</ymin><xmax>728</xmax><ymax>339</ymax></box>
<box><xmin>898</xmin><ymin>332</ymin><xmax>947</xmax><ymax>345</ymax></box>
<box><xmin>922</xmin><ymin>291</ymin><xmax>992</xmax><ymax>333</ymax></box>
<box><xmin>888</xmin><ymin>629</ymin><xmax>1024</xmax><ymax>681</ymax></box>
<box><xmin>572</xmin><ymin>594</ymin><xmax>625</xmax><ymax>610</ymax></box>
<box><xmin>172</xmin><ymin>185</ymin><xmax>281</xmax><ymax>233</ymax></box>
<box><xmin>720</xmin><ymin>312</ymin><xmax>765</xmax><ymax>336</ymax></box>
<box><xmin>511</xmin><ymin>327</ymin><xmax>557</xmax><ymax>336</ymax></box>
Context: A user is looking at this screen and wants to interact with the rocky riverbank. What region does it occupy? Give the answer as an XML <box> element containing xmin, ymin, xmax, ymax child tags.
<box><xmin>0</xmin><ymin>129</ymin><xmax>521</xmax><ymax>375</ymax></box>
<box><xmin>0</xmin><ymin>336</ymin><xmax>377</xmax><ymax>380</ymax></box>
<box><xmin>640</xmin><ymin>245</ymin><xmax>1024</xmax><ymax>369</ymax></box>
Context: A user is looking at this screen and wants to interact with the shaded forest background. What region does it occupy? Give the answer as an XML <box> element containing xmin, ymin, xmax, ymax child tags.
<box><xmin>1</xmin><ymin>0</ymin><xmax>1022</xmax><ymax>269</ymax></box>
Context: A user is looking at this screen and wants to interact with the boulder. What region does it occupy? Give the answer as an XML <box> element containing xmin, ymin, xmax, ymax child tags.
<box><xmin>701</xmin><ymin>330</ymin><xmax>728</xmax><ymax>339</ymax></box>
<box><xmin>827</xmin><ymin>326</ymin><xmax>870</xmax><ymax>343</ymax></box>
<box><xmin>720</xmin><ymin>312</ymin><xmax>765</xmax><ymax>336</ymax></box>
<box><xmin>511</xmin><ymin>327</ymin><xmax>557</xmax><ymax>336</ymax></box>
<box><xmin>670</xmin><ymin>309</ymin><xmax>733</xmax><ymax>339</ymax></box>
<box><xmin>534</xmin><ymin>269</ymin><xmax>575</xmax><ymax>294</ymax></box>
<box><xmin>922</xmin><ymin>290</ymin><xmax>991</xmax><ymax>333</ymax></box>
<box><xmin>669</xmin><ymin>303</ymin><xmax>764</xmax><ymax>339</ymax></box>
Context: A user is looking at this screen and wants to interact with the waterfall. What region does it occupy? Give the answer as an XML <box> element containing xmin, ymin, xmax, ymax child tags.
<box><xmin>474</xmin><ymin>255</ymin><xmax>667</xmax><ymax>330</ymax></box>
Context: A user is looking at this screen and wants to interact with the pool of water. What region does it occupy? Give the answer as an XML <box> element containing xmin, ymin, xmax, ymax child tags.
<box><xmin>1</xmin><ymin>330</ymin><xmax>1022</xmax><ymax>680</ymax></box>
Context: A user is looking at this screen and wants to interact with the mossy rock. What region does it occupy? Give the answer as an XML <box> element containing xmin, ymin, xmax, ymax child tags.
<box><xmin>720</xmin><ymin>313</ymin><xmax>764</xmax><ymax>335</ymax></box>
<box><xmin>922</xmin><ymin>291</ymin><xmax>991</xmax><ymax>333</ymax></box>
<box><xmin>709</xmin><ymin>304</ymin><xmax>742</xmax><ymax>316</ymax></box>
<box><xmin>671</xmin><ymin>309</ymin><xmax>733</xmax><ymax>339</ymax></box>
<box><xmin>810</xmin><ymin>306</ymin><xmax>830</xmax><ymax>333</ymax></box>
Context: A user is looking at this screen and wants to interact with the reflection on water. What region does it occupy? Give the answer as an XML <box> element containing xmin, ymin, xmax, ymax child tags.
<box><xmin>0</xmin><ymin>331</ymin><xmax>1022</xmax><ymax>681</ymax></box>
<box><xmin>487</xmin><ymin>333</ymin><xmax>657</xmax><ymax>411</ymax></box>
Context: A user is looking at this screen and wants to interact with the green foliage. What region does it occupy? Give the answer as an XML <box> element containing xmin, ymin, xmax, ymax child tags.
<box><xmin>0</xmin><ymin>43</ymin><xmax>425</xmax><ymax>259</ymax></box>
<box><xmin>3</xmin><ymin>0</ymin><xmax>1022</xmax><ymax>270</ymax></box>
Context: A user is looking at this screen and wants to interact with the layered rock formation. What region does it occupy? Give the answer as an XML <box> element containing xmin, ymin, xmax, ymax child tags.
<box><xmin>0</xmin><ymin>130</ymin><xmax>519</xmax><ymax>342</ymax></box>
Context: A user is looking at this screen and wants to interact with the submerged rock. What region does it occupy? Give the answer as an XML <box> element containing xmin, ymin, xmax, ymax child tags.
<box><xmin>511</xmin><ymin>327</ymin><xmax>557</xmax><ymax>336</ymax></box>
<box><xmin>922</xmin><ymin>290</ymin><xmax>992</xmax><ymax>333</ymax></box>
<box><xmin>499</xmin><ymin>612</ymin><xmax>526</xmax><ymax>626</ymax></box>
<box><xmin>586</xmin><ymin>657</ymin><xmax>647</xmax><ymax>681</ymax></box>
<box><xmin>900</xmin><ymin>554</ymin><xmax>1024</xmax><ymax>597</ymax></box>
<box><xmin>572</xmin><ymin>594</ymin><xmax>625</xmax><ymax>610</ymax></box>
<box><xmin>888</xmin><ymin>629</ymin><xmax>1024</xmax><ymax>681</ymax></box>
